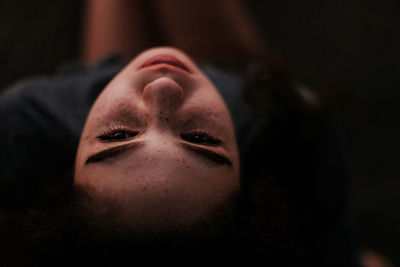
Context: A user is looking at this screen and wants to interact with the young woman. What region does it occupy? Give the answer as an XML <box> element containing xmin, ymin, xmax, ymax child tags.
<box><xmin>0</xmin><ymin>1</ymin><xmax>357</xmax><ymax>266</ymax></box>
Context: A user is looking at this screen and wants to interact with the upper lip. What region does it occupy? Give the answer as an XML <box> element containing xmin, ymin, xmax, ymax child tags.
<box><xmin>140</xmin><ymin>54</ymin><xmax>190</xmax><ymax>73</ymax></box>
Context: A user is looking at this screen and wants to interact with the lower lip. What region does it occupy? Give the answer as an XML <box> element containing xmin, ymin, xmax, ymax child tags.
<box><xmin>140</xmin><ymin>55</ymin><xmax>190</xmax><ymax>73</ymax></box>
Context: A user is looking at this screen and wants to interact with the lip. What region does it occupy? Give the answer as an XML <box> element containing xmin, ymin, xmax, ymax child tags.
<box><xmin>140</xmin><ymin>54</ymin><xmax>190</xmax><ymax>73</ymax></box>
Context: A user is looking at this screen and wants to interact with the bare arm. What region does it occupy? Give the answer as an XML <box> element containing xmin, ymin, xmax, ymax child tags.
<box><xmin>153</xmin><ymin>0</ymin><xmax>267</xmax><ymax>62</ymax></box>
<box><xmin>81</xmin><ymin>0</ymin><xmax>153</xmax><ymax>62</ymax></box>
<box><xmin>81</xmin><ymin>0</ymin><xmax>267</xmax><ymax>63</ymax></box>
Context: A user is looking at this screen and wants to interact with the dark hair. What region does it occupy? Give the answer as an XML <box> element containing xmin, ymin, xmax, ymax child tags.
<box><xmin>237</xmin><ymin>59</ymin><xmax>350</xmax><ymax>265</ymax></box>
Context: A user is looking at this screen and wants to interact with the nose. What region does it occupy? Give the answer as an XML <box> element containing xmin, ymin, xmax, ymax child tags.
<box><xmin>142</xmin><ymin>77</ymin><xmax>184</xmax><ymax>116</ymax></box>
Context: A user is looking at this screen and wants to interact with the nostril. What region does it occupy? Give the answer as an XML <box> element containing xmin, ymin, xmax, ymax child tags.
<box><xmin>142</xmin><ymin>77</ymin><xmax>184</xmax><ymax>110</ymax></box>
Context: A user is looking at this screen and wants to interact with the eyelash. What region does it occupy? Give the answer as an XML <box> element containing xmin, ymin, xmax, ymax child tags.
<box><xmin>180</xmin><ymin>130</ymin><xmax>222</xmax><ymax>146</ymax></box>
<box><xmin>97</xmin><ymin>126</ymin><xmax>139</xmax><ymax>141</ymax></box>
<box><xmin>98</xmin><ymin>127</ymin><xmax>222</xmax><ymax>146</ymax></box>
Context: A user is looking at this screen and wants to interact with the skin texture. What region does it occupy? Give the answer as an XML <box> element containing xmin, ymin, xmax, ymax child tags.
<box><xmin>74</xmin><ymin>47</ymin><xmax>240</xmax><ymax>232</ymax></box>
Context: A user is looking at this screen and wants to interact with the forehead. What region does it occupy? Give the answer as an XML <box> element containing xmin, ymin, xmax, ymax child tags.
<box><xmin>73</xmin><ymin>147</ymin><xmax>239</xmax><ymax>233</ymax></box>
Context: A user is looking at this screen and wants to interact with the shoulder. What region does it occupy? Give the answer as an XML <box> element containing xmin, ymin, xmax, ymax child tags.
<box><xmin>0</xmin><ymin>56</ymin><xmax>125</xmax><ymax>212</ymax></box>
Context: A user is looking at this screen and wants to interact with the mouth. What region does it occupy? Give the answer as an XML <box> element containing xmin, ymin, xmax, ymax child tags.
<box><xmin>140</xmin><ymin>54</ymin><xmax>190</xmax><ymax>73</ymax></box>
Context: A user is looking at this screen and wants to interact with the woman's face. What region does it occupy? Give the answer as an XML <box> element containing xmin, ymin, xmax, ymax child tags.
<box><xmin>75</xmin><ymin>47</ymin><xmax>239</xmax><ymax>231</ymax></box>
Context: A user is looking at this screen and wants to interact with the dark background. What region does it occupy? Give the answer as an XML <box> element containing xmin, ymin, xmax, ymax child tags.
<box><xmin>0</xmin><ymin>0</ymin><xmax>399</xmax><ymax>264</ymax></box>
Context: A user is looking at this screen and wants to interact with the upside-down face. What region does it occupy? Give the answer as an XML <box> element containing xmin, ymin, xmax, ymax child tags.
<box><xmin>74</xmin><ymin>47</ymin><xmax>240</xmax><ymax>232</ymax></box>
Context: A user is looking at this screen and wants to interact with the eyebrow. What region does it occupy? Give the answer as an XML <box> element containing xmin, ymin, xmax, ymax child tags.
<box><xmin>85</xmin><ymin>141</ymin><xmax>144</xmax><ymax>164</ymax></box>
<box><xmin>180</xmin><ymin>143</ymin><xmax>232</xmax><ymax>167</ymax></box>
<box><xmin>85</xmin><ymin>141</ymin><xmax>232</xmax><ymax>167</ymax></box>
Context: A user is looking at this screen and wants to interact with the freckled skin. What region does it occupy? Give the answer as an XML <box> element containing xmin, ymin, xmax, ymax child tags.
<box><xmin>74</xmin><ymin>47</ymin><xmax>240</xmax><ymax>232</ymax></box>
